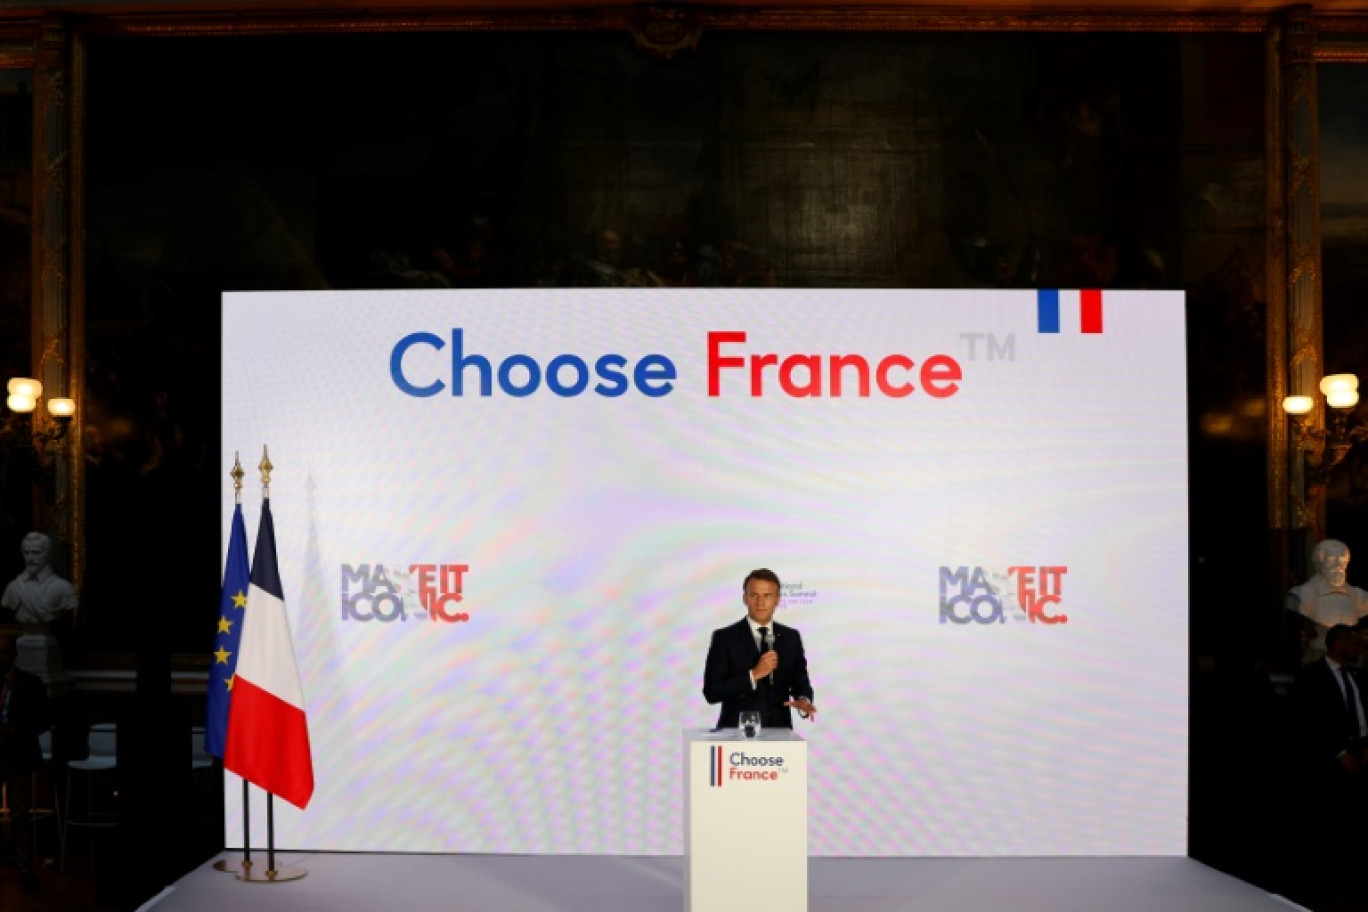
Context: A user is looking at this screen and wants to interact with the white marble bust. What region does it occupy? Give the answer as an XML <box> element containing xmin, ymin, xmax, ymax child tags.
<box><xmin>1288</xmin><ymin>538</ymin><xmax>1368</xmax><ymax>661</ymax></box>
<box><xmin>1</xmin><ymin>531</ymin><xmax>78</xmax><ymax>627</ymax></box>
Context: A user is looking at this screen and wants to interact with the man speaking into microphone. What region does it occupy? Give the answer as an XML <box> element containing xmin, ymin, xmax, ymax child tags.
<box><xmin>703</xmin><ymin>568</ymin><xmax>817</xmax><ymax>729</ymax></box>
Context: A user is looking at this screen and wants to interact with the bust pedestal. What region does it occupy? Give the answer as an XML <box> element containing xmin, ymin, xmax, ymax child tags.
<box><xmin>16</xmin><ymin>630</ymin><xmax>75</xmax><ymax>697</ymax></box>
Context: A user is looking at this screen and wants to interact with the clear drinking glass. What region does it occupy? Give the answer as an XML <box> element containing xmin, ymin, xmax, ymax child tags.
<box><xmin>739</xmin><ymin>711</ymin><xmax>761</xmax><ymax>739</ymax></box>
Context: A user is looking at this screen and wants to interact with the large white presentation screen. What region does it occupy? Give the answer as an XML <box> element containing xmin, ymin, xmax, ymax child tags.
<box><xmin>222</xmin><ymin>288</ymin><xmax>1188</xmax><ymax>856</ymax></box>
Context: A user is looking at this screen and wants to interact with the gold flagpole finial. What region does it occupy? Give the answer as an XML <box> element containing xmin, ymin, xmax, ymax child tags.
<box><xmin>259</xmin><ymin>445</ymin><xmax>273</xmax><ymax>496</ymax></box>
<box><xmin>231</xmin><ymin>452</ymin><xmax>245</xmax><ymax>504</ymax></box>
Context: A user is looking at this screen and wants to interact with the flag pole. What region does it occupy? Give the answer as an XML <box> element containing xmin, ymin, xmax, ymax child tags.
<box><xmin>242</xmin><ymin>779</ymin><xmax>253</xmax><ymax>868</ymax></box>
<box><xmin>235</xmin><ymin>447</ymin><xmax>307</xmax><ymax>885</ymax></box>
<box><xmin>215</xmin><ymin>779</ymin><xmax>252</xmax><ymax>873</ymax></box>
<box><xmin>215</xmin><ymin>454</ymin><xmax>254</xmax><ymax>874</ymax></box>
<box><xmin>267</xmin><ymin>793</ymin><xmax>275</xmax><ymax>874</ymax></box>
<box><xmin>239</xmin><ymin>790</ymin><xmax>304</xmax><ymax>882</ymax></box>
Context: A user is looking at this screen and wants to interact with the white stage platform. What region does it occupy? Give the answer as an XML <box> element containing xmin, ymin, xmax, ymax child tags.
<box><xmin>142</xmin><ymin>854</ymin><xmax>1304</xmax><ymax>912</ymax></box>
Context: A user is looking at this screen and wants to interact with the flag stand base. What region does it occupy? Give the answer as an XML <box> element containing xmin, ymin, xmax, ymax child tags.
<box><xmin>236</xmin><ymin>864</ymin><xmax>307</xmax><ymax>883</ymax></box>
<box><xmin>213</xmin><ymin>857</ymin><xmax>250</xmax><ymax>874</ymax></box>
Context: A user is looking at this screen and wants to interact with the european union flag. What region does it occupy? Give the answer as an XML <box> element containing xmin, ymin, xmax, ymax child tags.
<box><xmin>206</xmin><ymin>502</ymin><xmax>250</xmax><ymax>759</ymax></box>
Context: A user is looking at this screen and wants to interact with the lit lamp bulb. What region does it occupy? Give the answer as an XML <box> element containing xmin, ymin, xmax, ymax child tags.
<box><xmin>46</xmin><ymin>397</ymin><xmax>75</xmax><ymax>418</ymax></box>
<box><xmin>1327</xmin><ymin>388</ymin><xmax>1360</xmax><ymax>410</ymax></box>
<box><xmin>1321</xmin><ymin>374</ymin><xmax>1360</xmax><ymax>410</ymax></box>
<box><xmin>1318</xmin><ymin>374</ymin><xmax>1351</xmax><ymax>396</ymax></box>
<box><xmin>7</xmin><ymin>377</ymin><xmax>42</xmax><ymax>400</ymax></box>
<box><xmin>1283</xmin><ymin>395</ymin><xmax>1315</xmax><ymax>416</ymax></box>
<box><xmin>6</xmin><ymin>377</ymin><xmax>42</xmax><ymax>414</ymax></box>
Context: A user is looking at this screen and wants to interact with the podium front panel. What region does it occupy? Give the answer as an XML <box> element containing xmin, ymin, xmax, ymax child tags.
<box><xmin>684</xmin><ymin>729</ymin><xmax>807</xmax><ymax>912</ymax></box>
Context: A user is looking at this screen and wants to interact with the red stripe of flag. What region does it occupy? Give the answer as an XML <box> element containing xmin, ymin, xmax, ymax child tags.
<box><xmin>716</xmin><ymin>746</ymin><xmax>723</xmax><ymax>787</ymax></box>
<box><xmin>1081</xmin><ymin>289</ymin><xmax>1103</xmax><ymax>334</ymax></box>
<box><xmin>225</xmin><ymin>676</ymin><xmax>315</xmax><ymax>809</ymax></box>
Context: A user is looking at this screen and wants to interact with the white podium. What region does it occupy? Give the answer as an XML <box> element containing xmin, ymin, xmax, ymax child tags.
<box><xmin>683</xmin><ymin>728</ymin><xmax>807</xmax><ymax>912</ymax></box>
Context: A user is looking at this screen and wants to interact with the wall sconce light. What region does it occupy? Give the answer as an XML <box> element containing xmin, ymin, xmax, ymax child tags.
<box><xmin>1282</xmin><ymin>372</ymin><xmax>1368</xmax><ymax>498</ymax></box>
<box><xmin>1</xmin><ymin>376</ymin><xmax>76</xmax><ymax>452</ymax></box>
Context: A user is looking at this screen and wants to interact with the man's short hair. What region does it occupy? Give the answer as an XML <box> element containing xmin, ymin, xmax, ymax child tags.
<box><xmin>1326</xmin><ymin>624</ymin><xmax>1359</xmax><ymax>651</ymax></box>
<box><xmin>743</xmin><ymin>568</ymin><xmax>781</xmax><ymax>591</ymax></box>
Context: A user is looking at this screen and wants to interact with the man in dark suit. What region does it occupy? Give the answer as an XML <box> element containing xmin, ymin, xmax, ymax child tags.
<box><xmin>1290</xmin><ymin>624</ymin><xmax>1368</xmax><ymax>900</ymax></box>
<box><xmin>0</xmin><ymin>632</ymin><xmax>52</xmax><ymax>892</ymax></box>
<box><xmin>1293</xmin><ymin>624</ymin><xmax>1368</xmax><ymax>772</ymax></box>
<box><xmin>703</xmin><ymin>568</ymin><xmax>816</xmax><ymax>730</ymax></box>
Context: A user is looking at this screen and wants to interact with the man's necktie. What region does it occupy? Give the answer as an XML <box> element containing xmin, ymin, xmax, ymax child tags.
<box><xmin>1343</xmin><ymin>668</ymin><xmax>1362</xmax><ymax>740</ymax></box>
<box><xmin>758</xmin><ymin>627</ymin><xmax>770</xmax><ymax>656</ymax></box>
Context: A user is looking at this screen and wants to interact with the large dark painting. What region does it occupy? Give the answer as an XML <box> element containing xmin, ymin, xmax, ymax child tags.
<box><xmin>83</xmin><ymin>29</ymin><xmax>1266</xmax><ymax>655</ymax></box>
<box><xmin>1320</xmin><ymin>63</ymin><xmax>1368</xmax><ymax>554</ymax></box>
<box><xmin>0</xmin><ymin>68</ymin><xmax>31</xmax><ymax>568</ymax></box>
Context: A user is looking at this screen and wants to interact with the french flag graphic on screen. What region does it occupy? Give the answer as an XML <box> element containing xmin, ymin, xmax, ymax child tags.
<box><xmin>1036</xmin><ymin>289</ymin><xmax>1104</xmax><ymax>334</ymax></box>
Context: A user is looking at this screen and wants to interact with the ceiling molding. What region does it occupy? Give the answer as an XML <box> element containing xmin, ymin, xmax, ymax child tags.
<box><xmin>0</xmin><ymin>3</ymin><xmax>1362</xmax><ymax>45</ymax></box>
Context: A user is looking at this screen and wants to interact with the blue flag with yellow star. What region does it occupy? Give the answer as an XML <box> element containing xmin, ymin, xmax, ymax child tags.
<box><xmin>206</xmin><ymin>502</ymin><xmax>250</xmax><ymax>759</ymax></box>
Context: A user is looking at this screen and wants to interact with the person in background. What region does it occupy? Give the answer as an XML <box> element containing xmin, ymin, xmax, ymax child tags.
<box><xmin>1290</xmin><ymin>624</ymin><xmax>1368</xmax><ymax>904</ymax></box>
<box><xmin>0</xmin><ymin>632</ymin><xmax>52</xmax><ymax>893</ymax></box>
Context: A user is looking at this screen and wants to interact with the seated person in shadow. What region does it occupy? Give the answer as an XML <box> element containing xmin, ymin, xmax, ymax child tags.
<box><xmin>0</xmin><ymin>632</ymin><xmax>52</xmax><ymax>893</ymax></box>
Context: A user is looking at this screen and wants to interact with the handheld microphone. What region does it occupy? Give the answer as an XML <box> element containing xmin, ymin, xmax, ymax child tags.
<box><xmin>763</xmin><ymin>627</ymin><xmax>775</xmax><ymax>685</ymax></box>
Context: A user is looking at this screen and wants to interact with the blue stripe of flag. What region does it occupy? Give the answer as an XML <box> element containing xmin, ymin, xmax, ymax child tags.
<box><xmin>251</xmin><ymin>499</ymin><xmax>285</xmax><ymax>600</ymax></box>
<box><xmin>206</xmin><ymin>503</ymin><xmax>251</xmax><ymax>759</ymax></box>
<box><xmin>1037</xmin><ymin>289</ymin><xmax>1061</xmax><ymax>333</ymax></box>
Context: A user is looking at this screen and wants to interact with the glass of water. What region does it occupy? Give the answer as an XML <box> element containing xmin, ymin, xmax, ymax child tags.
<box><xmin>739</xmin><ymin>711</ymin><xmax>761</xmax><ymax>739</ymax></box>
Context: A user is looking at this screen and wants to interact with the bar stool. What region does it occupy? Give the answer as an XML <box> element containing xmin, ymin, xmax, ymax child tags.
<box><xmin>62</xmin><ymin>722</ymin><xmax>117</xmax><ymax>867</ymax></box>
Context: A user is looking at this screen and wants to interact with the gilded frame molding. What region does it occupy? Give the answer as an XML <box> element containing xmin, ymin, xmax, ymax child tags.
<box><xmin>81</xmin><ymin>7</ymin><xmax>1276</xmax><ymax>39</ymax></box>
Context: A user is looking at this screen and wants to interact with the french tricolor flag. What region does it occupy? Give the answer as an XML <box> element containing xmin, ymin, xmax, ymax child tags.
<box><xmin>225</xmin><ymin>497</ymin><xmax>315</xmax><ymax>810</ymax></box>
<box><xmin>1036</xmin><ymin>289</ymin><xmax>1104</xmax><ymax>334</ymax></box>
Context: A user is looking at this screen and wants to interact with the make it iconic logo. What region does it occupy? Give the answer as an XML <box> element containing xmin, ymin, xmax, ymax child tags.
<box><xmin>938</xmin><ymin>565</ymin><xmax>1068</xmax><ymax>625</ymax></box>
<box><xmin>708</xmin><ymin>746</ymin><xmax>787</xmax><ymax>787</ymax></box>
<box><xmin>341</xmin><ymin>563</ymin><xmax>470</xmax><ymax>623</ymax></box>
